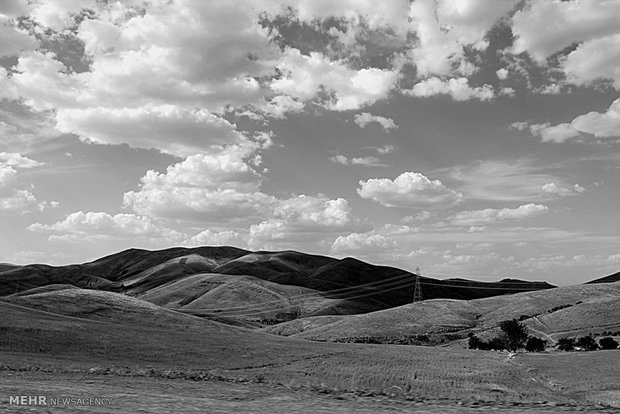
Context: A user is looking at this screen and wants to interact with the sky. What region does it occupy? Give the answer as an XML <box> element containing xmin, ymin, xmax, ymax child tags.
<box><xmin>0</xmin><ymin>0</ymin><xmax>619</xmax><ymax>285</ymax></box>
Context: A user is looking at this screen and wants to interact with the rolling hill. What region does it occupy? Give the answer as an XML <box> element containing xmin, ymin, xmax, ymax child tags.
<box><xmin>271</xmin><ymin>282</ymin><xmax>620</xmax><ymax>344</ymax></box>
<box><xmin>0</xmin><ymin>247</ymin><xmax>557</xmax><ymax>327</ymax></box>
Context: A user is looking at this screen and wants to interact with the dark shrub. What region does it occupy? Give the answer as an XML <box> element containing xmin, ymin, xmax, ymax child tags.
<box><xmin>487</xmin><ymin>336</ymin><xmax>507</xmax><ymax>351</ymax></box>
<box><xmin>468</xmin><ymin>333</ymin><xmax>482</xmax><ymax>350</ymax></box>
<box><xmin>499</xmin><ymin>319</ymin><xmax>528</xmax><ymax>351</ymax></box>
<box><xmin>576</xmin><ymin>335</ymin><xmax>599</xmax><ymax>351</ymax></box>
<box><xmin>599</xmin><ymin>337</ymin><xmax>618</xmax><ymax>350</ymax></box>
<box><xmin>557</xmin><ymin>337</ymin><xmax>575</xmax><ymax>351</ymax></box>
<box><xmin>525</xmin><ymin>336</ymin><xmax>546</xmax><ymax>352</ymax></box>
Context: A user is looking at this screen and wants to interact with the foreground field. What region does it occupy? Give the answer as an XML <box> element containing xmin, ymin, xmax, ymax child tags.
<box><xmin>3</xmin><ymin>369</ymin><xmax>618</xmax><ymax>414</ymax></box>
<box><xmin>1</xmin><ymin>288</ymin><xmax>619</xmax><ymax>412</ymax></box>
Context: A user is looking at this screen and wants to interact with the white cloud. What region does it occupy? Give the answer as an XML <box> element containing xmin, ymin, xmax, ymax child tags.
<box><xmin>542</xmin><ymin>182</ymin><xmax>585</xmax><ymax>197</ymax></box>
<box><xmin>0</xmin><ymin>15</ymin><xmax>38</xmax><ymax>57</ymax></box>
<box><xmin>56</xmin><ymin>105</ymin><xmax>245</xmax><ymax>157</ymax></box>
<box><xmin>331</xmin><ymin>232</ymin><xmax>396</xmax><ymax>254</ymax></box>
<box><xmin>358</xmin><ymin>172</ymin><xmax>463</xmax><ymax>208</ymax></box>
<box><xmin>353</xmin><ymin>112</ymin><xmax>398</xmax><ymax>131</ymax></box>
<box><xmin>403</xmin><ymin>77</ymin><xmax>494</xmax><ymax>101</ymax></box>
<box><xmin>496</xmin><ymin>68</ymin><xmax>509</xmax><ymax>80</ymax></box>
<box><xmin>0</xmin><ymin>153</ymin><xmax>42</xmax><ymax>169</ymax></box>
<box><xmin>407</xmin><ymin>0</ymin><xmax>517</xmax><ymax>77</ymax></box>
<box><xmin>526</xmin><ymin>98</ymin><xmax>620</xmax><ymax>143</ymax></box>
<box><xmin>29</xmin><ymin>211</ymin><xmax>183</xmax><ymax>242</ymax></box>
<box><xmin>270</xmin><ymin>49</ymin><xmax>400</xmax><ymax>111</ymax></box>
<box><xmin>248</xmin><ymin>195</ymin><xmax>363</xmax><ymax>249</ymax></box>
<box><xmin>186</xmin><ymin>229</ymin><xmax>245</xmax><ymax>247</ymax></box>
<box><xmin>330</xmin><ymin>154</ymin><xmax>383</xmax><ymax>167</ymax></box>
<box><xmin>449</xmin><ymin>203</ymin><xmax>548</xmax><ymax>226</ymax></box>
<box><xmin>376</xmin><ymin>145</ymin><xmax>395</xmax><ymax>154</ymax></box>
<box><xmin>510</xmin><ymin>0</ymin><xmax>620</xmax><ymax>62</ymax></box>
<box><xmin>529</xmin><ymin>123</ymin><xmax>581</xmax><ymax>143</ymax></box>
<box><xmin>563</xmin><ymin>33</ymin><xmax>620</xmax><ymax>89</ymax></box>
<box><xmin>446</xmin><ymin>160</ymin><xmax>577</xmax><ymax>202</ymax></box>
<box><xmin>401</xmin><ymin>211</ymin><xmax>432</xmax><ymax>223</ymax></box>
<box><xmin>570</xmin><ymin>98</ymin><xmax>620</xmax><ymax>138</ymax></box>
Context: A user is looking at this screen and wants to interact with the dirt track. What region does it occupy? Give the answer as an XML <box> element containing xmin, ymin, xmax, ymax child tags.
<box><xmin>1</xmin><ymin>371</ymin><xmax>617</xmax><ymax>414</ymax></box>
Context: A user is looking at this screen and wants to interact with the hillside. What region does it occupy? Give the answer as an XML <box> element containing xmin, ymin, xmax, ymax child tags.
<box><xmin>277</xmin><ymin>282</ymin><xmax>620</xmax><ymax>344</ymax></box>
<box><xmin>586</xmin><ymin>270</ymin><xmax>620</xmax><ymax>284</ymax></box>
<box><xmin>0</xmin><ymin>247</ymin><xmax>556</xmax><ymax>326</ymax></box>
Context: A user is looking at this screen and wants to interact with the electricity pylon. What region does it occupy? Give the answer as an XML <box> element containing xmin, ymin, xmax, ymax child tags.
<box><xmin>413</xmin><ymin>266</ymin><xmax>423</xmax><ymax>303</ymax></box>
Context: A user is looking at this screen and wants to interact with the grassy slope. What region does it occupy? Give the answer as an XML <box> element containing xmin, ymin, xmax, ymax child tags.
<box><xmin>275</xmin><ymin>282</ymin><xmax>620</xmax><ymax>342</ymax></box>
<box><xmin>1</xmin><ymin>288</ymin><xmax>618</xmax><ymax>407</ymax></box>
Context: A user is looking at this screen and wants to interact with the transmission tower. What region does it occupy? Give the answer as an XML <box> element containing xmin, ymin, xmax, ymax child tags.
<box><xmin>413</xmin><ymin>266</ymin><xmax>423</xmax><ymax>303</ymax></box>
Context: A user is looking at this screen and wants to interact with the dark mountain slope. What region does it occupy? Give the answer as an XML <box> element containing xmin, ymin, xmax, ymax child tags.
<box><xmin>586</xmin><ymin>270</ymin><xmax>620</xmax><ymax>284</ymax></box>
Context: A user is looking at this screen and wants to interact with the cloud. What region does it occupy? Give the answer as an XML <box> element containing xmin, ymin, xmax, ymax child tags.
<box><xmin>330</xmin><ymin>154</ymin><xmax>383</xmax><ymax>167</ymax></box>
<box><xmin>248</xmin><ymin>195</ymin><xmax>364</xmax><ymax>249</ymax></box>
<box><xmin>542</xmin><ymin>182</ymin><xmax>585</xmax><ymax>197</ymax></box>
<box><xmin>562</xmin><ymin>33</ymin><xmax>620</xmax><ymax>89</ymax></box>
<box><xmin>353</xmin><ymin>112</ymin><xmax>398</xmax><ymax>131</ymax></box>
<box><xmin>29</xmin><ymin>211</ymin><xmax>183</xmax><ymax>242</ymax></box>
<box><xmin>449</xmin><ymin>203</ymin><xmax>548</xmax><ymax>226</ymax></box>
<box><xmin>0</xmin><ymin>152</ymin><xmax>44</xmax><ymax>169</ymax></box>
<box><xmin>0</xmin><ymin>15</ymin><xmax>38</xmax><ymax>58</ymax></box>
<box><xmin>331</xmin><ymin>232</ymin><xmax>396</xmax><ymax>254</ymax></box>
<box><xmin>407</xmin><ymin>0</ymin><xmax>518</xmax><ymax>77</ymax></box>
<box><xmin>446</xmin><ymin>160</ymin><xmax>578</xmax><ymax>202</ymax></box>
<box><xmin>525</xmin><ymin>98</ymin><xmax>620</xmax><ymax>143</ymax></box>
<box><xmin>510</xmin><ymin>0</ymin><xmax>620</xmax><ymax>62</ymax></box>
<box><xmin>0</xmin><ymin>152</ymin><xmax>53</xmax><ymax>212</ymax></box>
<box><xmin>358</xmin><ymin>171</ymin><xmax>463</xmax><ymax>208</ymax></box>
<box><xmin>496</xmin><ymin>68</ymin><xmax>509</xmax><ymax>80</ymax></box>
<box><xmin>528</xmin><ymin>123</ymin><xmax>581</xmax><ymax>143</ymax></box>
<box><xmin>376</xmin><ymin>145</ymin><xmax>395</xmax><ymax>154</ymax></box>
<box><xmin>56</xmin><ymin>105</ymin><xmax>246</xmax><ymax>157</ymax></box>
<box><xmin>123</xmin><ymin>144</ymin><xmax>276</xmax><ymax>223</ymax></box>
<box><xmin>186</xmin><ymin>229</ymin><xmax>246</xmax><ymax>247</ymax></box>
<box><xmin>270</xmin><ymin>49</ymin><xmax>401</xmax><ymax>111</ymax></box>
<box><xmin>570</xmin><ymin>98</ymin><xmax>620</xmax><ymax>138</ymax></box>
<box><xmin>403</xmin><ymin>77</ymin><xmax>494</xmax><ymax>101</ymax></box>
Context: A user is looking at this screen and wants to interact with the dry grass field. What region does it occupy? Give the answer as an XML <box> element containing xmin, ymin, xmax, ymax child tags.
<box><xmin>1</xmin><ymin>288</ymin><xmax>619</xmax><ymax>412</ymax></box>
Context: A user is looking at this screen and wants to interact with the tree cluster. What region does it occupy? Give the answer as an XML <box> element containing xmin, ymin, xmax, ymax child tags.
<box><xmin>557</xmin><ymin>335</ymin><xmax>618</xmax><ymax>351</ymax></box>
<box><xmin>468</xmin><ymin>319</ymin><xmax>546</xmax><ymax>352</ymax></box>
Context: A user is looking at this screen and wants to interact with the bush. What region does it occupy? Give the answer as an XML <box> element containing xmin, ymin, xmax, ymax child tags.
<box><xmin>525</xmin><ymin>336</ymin><xmax>546</xmax><ymax>352</ymax></box>
<box><xmin>487</xmin><ymin>336</ymin><xmax>507</xmax><ymax>351</ymax></box>
<box><xmin>557</xmin><ymin>337</ymin><xmax>575</xmax><ymax>351</ymax></box>
<box><xmin>599</xmin><ymin>337</ymin><xmax>619</xmax><ymax>350</ymax></box>
<box><xmin>576</xmin><ymin>335</ymin><xmax>599</xmax><ymax>351</ymax></box>
<box><xmin>468</xmin><ymin>333</ymin><xmax>482</xmax><ymax>350</ymax></box>
<box><xmin>499</xmin><ymin>319</ymin><xmax>528</xmax><ymax>351</ymax></box>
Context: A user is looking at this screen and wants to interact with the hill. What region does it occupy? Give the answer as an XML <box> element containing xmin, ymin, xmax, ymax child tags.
<box><xmin>276</xmin><ymin>282</ymin><xmax>620</xmax><ymax>344</ymax></box>
<box><xmin>0</xmin><ymin>247</ymin><xmax>556</xmax><ymax>326</ymax></box>
<box><xmin>586</xmin><ymin>270</ymin><xmax>620</xmax><ymax>284</ymax></box>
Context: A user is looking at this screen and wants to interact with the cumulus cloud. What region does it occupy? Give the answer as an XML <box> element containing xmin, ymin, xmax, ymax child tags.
<box><xmin>407</xmin><ymin>0</ymin><xmax>518</xmax><ymax>77</ymax></box>
<box><xmin>123</xmin><ymin>144</ymin><xmax>275</xmax><ymax>222</ymax></box>
<box><xmin>271</xmin><ymin>49</ymin><xmax>400</xmax><ymax>111</ymax></box>
<box><xmin>248</xmin><ymin>195</ymin><xmax>364</xmax><ymax>249</ymax></box>
<box><xmin>353</xmin><ymin>112</ymin><xmax>398</xmax><ymax>131</ymax></box>
<box><xmin>358</xmin><ymin>172</ymin><xmax>463</xmax><ymax>208</ymax></box>
<box><xmin>542</xmin><ymin>182</ymin><xmax>586</xmax><ymax>197</ymax></box>
<box><xmin>524</xmin><ymin>98</ymin><xmax>620</xmax><ymax>143</ymax></box>
<box><xmin>403</xmin><ymin>77</ymin><xmax>494</xmax><ymax>101</ymax></box>
<box><xmin>449</xmin><ymin>203</ymin><xmax>548</xmax><ymax>226</ymax></box>
<box><xmin>28</xmin><ymin>211</ymin><xmax>183</xmax><ymax>242</ymax></box>
<box><xmin>510</xmin><ymin>0</ymin><xmax>620</xmax><ymax>62</ymax></box>
<box><xmin>528</xmin><ymin>123</ymin><xmax>581</xmax><ymax>143</ymax></box>
<box><xmin>331</xmin><ymin>232</ymin><xmax>396</xmax><ymax>254</ymax></box>
<box><xmin>0</xmin><ymin>152</ymin><xmax>52</xmax><ymax>212</ymax></box>
<box><xmin>186</xmin><ymin>229</ymin><xmax>246</xmax><ymax>247</ymax></box>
